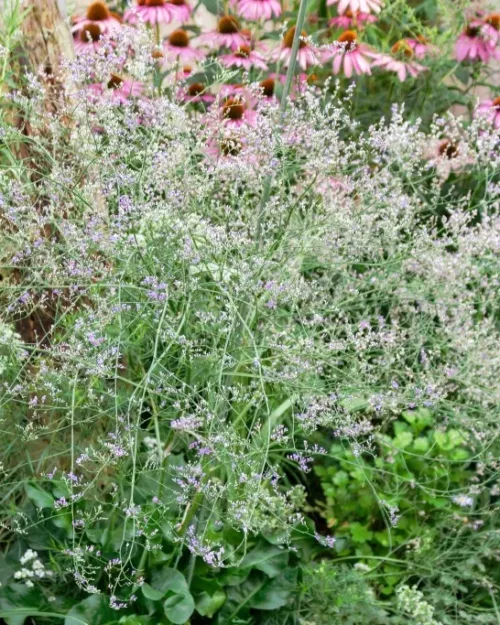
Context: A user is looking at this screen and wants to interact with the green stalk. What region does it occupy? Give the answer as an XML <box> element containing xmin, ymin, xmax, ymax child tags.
<box><xmin>256</xmin><ymin>0</ymin><xmax>309</xmax><ymax>243</ymax></box>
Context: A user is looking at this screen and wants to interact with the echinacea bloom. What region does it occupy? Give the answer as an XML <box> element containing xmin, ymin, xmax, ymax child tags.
<box><xmin>163</xmin><ymin>30</ymin><xmax>206</xmax><ymax>64</ymax></box>
<box><xmin>89</xmin><ymin>74</ymin><xmax>144</xmax><ymax>104</ymax></box>
<box><xmin>371</xmin><ymin>40</ymin><xmax>426</xmax><ymax>81</ymax></box>
<box><xmin>483</xmin><ymin>13</ymin><xmax>500</xmax><ymax>42</ymax></box>
<box><xmin>72</xmin><ymin>1</ymin><xmax>122</xmax><ymax>35</ymax></box>
<box><xmin>327</xmin><ymin>0</ymin><xmax>383</xmax><ymax>16</ymax></box>
<box><xmin>273</xmin><ymin>27</ymin><xmax>320</xmax><ymax>70</ymax></box>
<box><xmin>221</xmin><ymin>96</ymin><xmax>257</xmax><ymax>127</ymax></box>
<box><xmin>205</xmin><ymin>133</ymin><xmax>245</xmax><ymax>160</ymax></box>
<box><xmin>219</xmin><ymin>45</ymin><xmax>268</xmax><ymax>70</ymax></box>
<box><xmin>329</xmin><ymin>10</ymin><xmax>377</xmax><ymax>28</ymax></box>
<box><xmin>477</xmin><ymin>97</ymin><xmax>500</xmax><ymax>129</ymax></box>
<box><xmin>455</xmin><ymin>24</ymin><xmax>497</xmax><ymax>63</ymax></box>
<box><xmin>197</xmin><ymin>16</ymin><xmax>249</xmax><ymax>50</ymax></box>
<box><xmin>259</xmin><ymin>77</ymin><xmax>276</xmax><ymax>99</ymax></box>
<box><xmin>406</xmin><ymin>35</ymin><xmax>430</xmax><ymax>58</ymax></box>
<box><xmin>327</xmin><ymin>30</ymin><xmax>375</xmax><ymax>77</ymax></box>
<box><xmin>124</xmin><ymin>0</ymin><xmax>175</xmax><ymax>26</ymax></box>
<box><xmin>236</xmin><ymin>0</ymin><xmax>281</xmax><ymax>21</ymax></box>
<box><xmin>167</xmin><ymin>0</ymin><xmax>193</xmax><ymax>23</ymax></box>
<box><xmin>74</xmin><ymin>23</ymin><xmax>105</xmax><ymax>53</ymax></box>
<box><xmin>179</xmin><ymin>82</ymin><xmax>215</xmax><ymax>103</ymax></box>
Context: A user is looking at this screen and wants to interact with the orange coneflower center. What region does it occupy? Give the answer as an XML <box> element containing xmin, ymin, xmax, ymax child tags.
<box><xmin>80</xmin><ymin>23</ymin><xmax>102</xmax><ymax>42</ymax></box>
<box><xmin>86</xmin><ymin>1</ymin><xmax>110</xmax><ymax>20</ymax></box>
<box><xmin>284</xmin><ymin>27</ymin><xmax>307</xmax><ymax>48</ymax></box>
<box><xmin>144</xmin><ymin>0</ymin><xmax>165</xmax><ymax>6</ymax></box>
<box><xmin>220</xmin><ymin>137</ymin><xmax>242</xmax><ymax>156</ymax></box>
<box><xmin>223</xmin><ymin>97</ymin><xmax>245</xmax><ymax>120</ymax></box>
<box><xmin>107</xmin><ymin>74</ymin><xmax>124</xmax><ymax>89</ymax></box>
<box><xmin>337</xmin><ymin>30</ymin><xmax>357</xmax><ymax>51</ymax></box>
<box><xmin>391</xmin><ymin>39</ymin><xmax>413</xmax><ymax>57</ymax></box>
<box><xmin>169</xmin><ymin>29</ymin><xmax>189</xmax><ymax>47</ymax></box>
<box><xmin>188</xmin><ymin>82</ymin><xmax>205</xmax><ymax>96</ymax></box>
<box><xmin>465</xmin><ymin>25</ymin><xmax>480</xmax><ymax>37</ymax></box>
<box><xmin>152</xmin><ymin>48</ymin><xmax>164</xmax><ymax>59</ymax></box>
<box><xmin>218</xmin><ymin>16</ymin><xmax>240</xmax><ymax>34</ymax></box>
<box><xmin>170</xmin><ymin>0</ymin><xmax>186</xmax><ymax>5</ymax></box>
<box><xmin>492</xmin><ymin>96</ymin><xmax>500</xmax><ymax>108</ymax></box>
<box><xmin>486</xmin><ymin>14</ymin><xmax>500</xmax><ymax>30</ymax></box>
<box><xmin>260</xmin><ymin>78</ymin><xmax>274</xmax><ymax>97</ymax></box>
<box><xmin>235</xmin><ymin>45</ymin><xmax>251</xmax><ymax>58</ymax></box>
<box><xmin>439</xmin><ymin>140</ymin><xmax>459</xmax><ymax>159</ymax></box>
<box><xmin>416</xmin><ymin>34</ymin><xmax>428</xmax><ymax>43</ymax></box>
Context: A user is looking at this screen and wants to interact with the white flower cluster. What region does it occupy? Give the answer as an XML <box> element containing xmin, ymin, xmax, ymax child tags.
<box><xmin>13</xmin><ymin>549</ymin><xmax>51</xmax><ymax>587</ymax></box>
<box><xmin>396</xmin><ymin>584</ymin><xmax>442</xmax><ymax>625</ymax></box>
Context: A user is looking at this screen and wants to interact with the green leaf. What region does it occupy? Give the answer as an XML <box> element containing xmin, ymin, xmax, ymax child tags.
<box><xmin>141</xmin><ymin>584</ymin><xmax>165</xmax><ymax>602</ymax></box>
<box><xmin>25</xmin><ymin>483</ymin><xmax>54</xmax><ymax>509</ymax></box>
<box><xmin>241</xmin><ymin>542</ymin><xmax>289</xmax><ymax>578</ymax></box>
<box><xmin>349</xmin><ymin>523</ymin><xmax>373</xmax><ymax>544</ymax></box>
<box><xmin>0</xmin><ymin>583</ymin><xmax>46</xmax><ymax>625</ymax></box>
<box><xmin>339</xmin><ymin>397</ymin><xmax>368</xmax><ymax>412</ymax></box>
<box><xmin>412</xmin><ymin>437</ymin><xmax>429</xmax><ymax>453</ymax></box>
<box><xmin>195</xmin><ymin>590</ymin><xmax>226</xmax><ymax>617</ymax></box>
<box><xmin>65</xmin><ymin>595</ymin><xmax>115</xmax><ymax>625</ymax></box>
<box><xmin>163</xmin><ymin>592</ymin><xmax>195</xmax><ymax>624</ymax></box>
<box><xmin>248</xmin><ymin>568</ymin><xmax>297</xmax><ymax>611</ymax></box>
<box><xmin>149</xmin><ymin>568</ymin><xmax>189</xmax><ymax>597</ymax></box>
<box><xmin>394</xmin><ymin>431</ymin><xmax>413</xmax><ymax>449</ymax></box>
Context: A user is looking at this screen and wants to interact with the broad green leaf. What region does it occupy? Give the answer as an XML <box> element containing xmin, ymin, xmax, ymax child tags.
<box><xmin>150</xmin><ymin>568</ymin><xmax>189</xmax><ymax>597</ymax></box>
<box><xmin>339</xmin><ymin>397</ymin><xmax>368</xmax><ymax>412</ymax></box>
<box><xmin>248</xmin><ymin>568</ymin><xmax>297</xmax><ymax>611</ymax></box>
<box><xmin>195</xmin><ymin>590</ymin><xmax>226</xmax><ymax>617</ymax></box>
<box><xmin>141</xmin><ymin>583</ymin><xmax>165</xmax><ymax>602</ymax></box>
<box><xmin>163</xmin><ymin>592</ymin><xmax>195</xmax><ymax>624</ymax></box>
<box><xmin>241</xmin><ymin>542</ymin><xmax>289</xmax><ymax>578</ymax></box>
<box><xmin>25</xmin><ymin>483</ymin><xmax>54</xmax><ymax>509</ymax></box>
<box><xmin>349</xmin><ymin>523</ymin><xmax>373</xmax><ymax>543</ymax></box>
<box><xmin>0</xmin><ymin>583</ymin><xmax>46</xmax><ymax>625</ymax></box>
<box><xmin>65</xmin><ymin>595</ymin><xmax>115</xmax><ymax>625</ymax></box>
<box><xmin>394</xmin><ymin>431</ymin><xmax>413</xmax><ymax>449</ymax></box>
<box><xmin>412</xmin><ymin>437</ymin><xmax>429</xmax><ymax>453</ymax></box>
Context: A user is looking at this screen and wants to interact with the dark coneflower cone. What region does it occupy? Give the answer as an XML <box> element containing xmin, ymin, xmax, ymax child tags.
<box><xmin>188</xmin><ymin>82</ymin><xmax>205</xmax><ymax>97</ymax></box>
<box><xmin>260</xmin><ymin>78</ymin><xmax>275</xmax><ymax>97</ymax></box>
<box><xmin>337</xmin><ymin>30</ymin><xmax>357</xmax><ymax>51</ymax></box>
<box><xmin>107</xmin><ymin>74</ymin><xmax>124</xmax><ymax>89</ymax></box>
<box><xmin>235</xmin><ymin>45</ymin><xmax>251</xmax><ymax>58</ymax></box>
<box><xmin>486</xmin><ymin>14</ymin><xmax>500</xmax><ymax>30</ymax></box>
<box><xmin>391</xmin><ymin>39</ymin><xmax>413</xmax><ymax>57</ymax></box>
<box><xmin>223</xmin><ymin>97</ymin><xmax>245</xmax><ymax>120</ymax></box>
<box><xmin>283</xmin><ymin>26</ymin><xmax>307</xmax><ymax>49</ymax></box>
<box><xmin>80</xmin><ymin>23</ymin><xmax>102</xmax><ymax>42</ymax></box>
<box><xmin>218</xmin><ymin>16</ymin><xmax>240</xmax><ymax>34</ymax></box>
<box><xmin>169</xmin><ymin>29</ymin><xmax>190</xmax><ymax>47</ymax></box>
<box><xmin>493</xmin><ymin>97</ymin><xmax>500</xmax><ymax>108</ymax></box>
<box><xmin>439</xmin><ymin>140</ymin><xmax>459</xmax><ymax>159</ymax></box>
<box><xmin>86</xmin><ymin>1</ymin><xmax>110</xmax><ymax>20</ymax></box>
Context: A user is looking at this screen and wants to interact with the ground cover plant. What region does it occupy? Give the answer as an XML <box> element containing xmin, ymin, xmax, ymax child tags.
<box><xmin>0</xmin><ymin>0</ymin><xmax>500</xmax><ymax>623</ymax></box>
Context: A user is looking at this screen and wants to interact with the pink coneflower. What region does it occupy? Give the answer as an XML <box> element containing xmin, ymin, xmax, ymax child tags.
<box><xmin>205</xmin><ymin>132</ymin><xmax>246</xmax><ymax>160</ymax></box>
<box><xmin>219</xmin><ymin>44</ymin><xmax>268</xmax><ymax>70</ymax></box>
<box><xmin>477</xmin><ymin>97</ymin><xmax>500</xmax><ymax>129</ymax></box>
<box><xmin>197</xmin><ymin>16</ymin><xmax>249</xmax><ymax>50</ymax></box>
<box><xmin>371</xmin><ymin>40</ymin><xmax>426</xmax><ymax>81</ymax></box>
<box><xmin>455</xmin><ymin>24</ymin><xmax>497</xmax><ymax>63</ymax></box>
<box><xmin>221</xmin><ymin>96</ymin><xmax>257</xmax><ymax>127</ymax></box>
<box><xmin>163</xmin><ymin>30</ymin><xmax>206</xmax><ymax>64</ymax></box>
<box><xmin>327</xmin><ymin>30</ymin><xmax>375</xmax><ymax>77</ymax></box>
<box><xmin>273</xmin><ymin>27</ymin><xmax>320</xmax><ymax>70</ymax></box>
<box><xmin>482</xmin><ymin>13</ymin><xmax>500</xmax><ymax>42</ymax></box>
<box><xmin>179</xmin><ymin>82</ymin><xmax>215</xmax><ymax>103</ymax></box>
<box><xmin>74</xmin><ymin>23</ymin><xmax>105</xmax><ymax>53</ymax></box>
<box><xmin>167</xmin><ymin>0</ymin><xmax>193</xmax><ymax>22</ymax></box>
<box><xmin>236</xmin><ymin>0</ymin><xmax>281</xmax><ymax>21</ymax></box>
<box><xmin>329</xmin><ymin>9</ymin><xmax>377</xmax><ymax>28</ymax></box>
<box><xmin>89</xmin><ymin>74</ymin><xmax>144</xmax><ymax>104</ymax></box>
<box><xmin>124</xmin><ymin>0</ymin><xmax>175</xmax><ymax>26</ymax></box>
<box><xmin>406</xmin><ymin>35</ymin><xmax>430</xmax><ymax>58</ymax></box>
<box><xmin>72</xmin><ymin>1</ymin><xmax>122</xmax><ymax>35</ymax></box>
<box><xmin>327</xmin><ymin>0</ymin><xmax>383</xmax><ymax>15</ymax></box>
